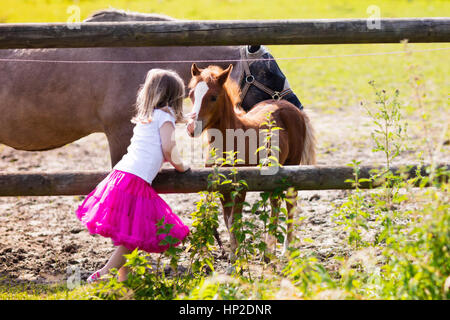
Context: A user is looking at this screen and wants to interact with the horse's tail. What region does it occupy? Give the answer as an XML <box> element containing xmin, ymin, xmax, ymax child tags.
<box><xmin>300</xmin><ymin>113</ymin><xmax>316</xmax><ymax>165</ymax></box>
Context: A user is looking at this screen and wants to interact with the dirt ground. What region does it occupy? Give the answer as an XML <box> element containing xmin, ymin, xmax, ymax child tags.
<box><xmin>0</xmin><ymin>107</ymin><xmax>448</xmax><ymax>285</ymax></box>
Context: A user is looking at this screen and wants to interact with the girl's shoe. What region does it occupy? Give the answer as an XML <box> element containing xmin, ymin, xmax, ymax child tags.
<box><xmin>87</xmin><ymin>271</ymin><xmax>102</xmax><ymax>284</ymax></box>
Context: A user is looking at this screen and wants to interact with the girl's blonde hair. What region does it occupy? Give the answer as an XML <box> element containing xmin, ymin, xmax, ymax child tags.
<box><xmin>131</xmin><ymin>68</ymin><xmax>185</xmax><ymax>124</ymax></box>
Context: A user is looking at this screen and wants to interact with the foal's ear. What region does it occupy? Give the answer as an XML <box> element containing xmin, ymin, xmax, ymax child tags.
<box><xmin>217</xmin><ymin>64</ymin><xmax>233</xmax><ymax>86</ymax></box>
<box><xmin>191</xmin><ymin>63</ymin><xmax>202</xmax><ymax>76</ymax></box>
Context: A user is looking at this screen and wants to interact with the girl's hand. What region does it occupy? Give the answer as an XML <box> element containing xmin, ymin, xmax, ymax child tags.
<box><xmin>186</xmin><ymin>112</ymin><xmax>197</xmax><ymax>137</ymax></box>
<box><xmin>178</xmin><ymin>163</ymin><xmax>191</xmax><ymax>173</ymax></box>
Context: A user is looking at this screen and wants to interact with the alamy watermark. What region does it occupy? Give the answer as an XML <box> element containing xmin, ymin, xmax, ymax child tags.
<box><xmin>66</xmin><ymin>265</ymin><xmax>81</xmax><ymax>289</ymax></box>
<box><xmin>175</xmin><ymin>121</ymin><xmax>281</xmax><ymax>175</ymax></box>
<box><xmin>66</xmin><ymin>4</ymin><xmax>81</xmax><ymax>30</ymax></box>
<box><xmin>367</xmin><ymin>5</ymin><xmax>381</xmax><ymax>30</ymax></box>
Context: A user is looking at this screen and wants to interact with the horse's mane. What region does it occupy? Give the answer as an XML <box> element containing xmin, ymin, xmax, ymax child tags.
<box><xmin>84</xmin><ymin>9</ymin><xmax>176</xmax><ymax>22</ymax></box>
<box><xmin>198</xmin><ymin>66</ymin><xmax>244</xmax><ymax>115</ymax></box>
<box><xmin>227</xmin><ymin>79</ymin><xmax>245</xmax><ymax>116</ymax></box>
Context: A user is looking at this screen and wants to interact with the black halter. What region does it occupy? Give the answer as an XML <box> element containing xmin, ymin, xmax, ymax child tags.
<box><xmin>237</xmin><ymin>46</ymin><xmax>294</xmax><ymax>108</ymax></box>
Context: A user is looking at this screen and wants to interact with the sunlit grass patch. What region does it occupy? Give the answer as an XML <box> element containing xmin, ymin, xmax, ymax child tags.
<box><xmin>0</xmin><ymin>280</ymin><xmax>71</xmax><ymax>300</ymax></box>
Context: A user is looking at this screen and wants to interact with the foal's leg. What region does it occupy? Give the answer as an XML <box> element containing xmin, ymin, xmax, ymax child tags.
<box><xmin>213</xmin><ymin>229</ymin><xmax>224</xmax><ymax>255</ymax></box>
<box><xmin>282</xmin><ymin>188</ymin><xmax>298</xmax><ymax>256</ymax></box>
<box><xmin>221</xmin><ymin>192</ymin><xmax>234</xmax><ymax>260</ymax></box>
<box><xmin>221</xmin><ymin>191</ymin><xmax>247</xmax><ymax>262</ymax></box>
<box><xmin>265</xmin><ymin>195</ymin><xmax>282</xmax><ymax>261</ymax></box>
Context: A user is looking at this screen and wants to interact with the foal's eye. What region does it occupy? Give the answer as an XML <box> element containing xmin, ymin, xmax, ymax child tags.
<box><xmin>211</xmin><ymin>96</ymin><xmax>217</xmax><ymax>102</ymax></box>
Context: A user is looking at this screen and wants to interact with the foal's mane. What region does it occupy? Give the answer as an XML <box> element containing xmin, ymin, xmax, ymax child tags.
<box><xmin>203</xmin><ymin>66</ymin><xmax>244</xmax><ymax>116</ymax></box>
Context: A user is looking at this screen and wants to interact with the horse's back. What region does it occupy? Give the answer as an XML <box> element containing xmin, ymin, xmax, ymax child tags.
<box><xmin>84</xmin><ymin>9</ymin><xmax>176</xmax><ymax>22</ymax></box>
<box><xmin>245</xmin><ymin>99</ymin><xmax>312</xmax><ymax>165</ymax></box>
<box><xmin>0</xmin><ymin>10</ymin><xmax>240</xmax><ymax>154</ymax></box>
<box><xmin>245</xmin><ymin>99</ymin><xmax>305</xmax><ymax>122</ymax></box>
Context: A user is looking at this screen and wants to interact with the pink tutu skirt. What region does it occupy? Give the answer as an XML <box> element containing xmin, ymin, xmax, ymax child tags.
<box><xmin>76</xmin><ymin>170</ymin><xmax>189</xmax><ymax>253</ymax></box>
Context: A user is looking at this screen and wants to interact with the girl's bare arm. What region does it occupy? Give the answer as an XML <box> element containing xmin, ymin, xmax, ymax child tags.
<box><xmin>160</xmin><ymin>122</ymin><xmax>190</xmax><ymax>172</ymax></box>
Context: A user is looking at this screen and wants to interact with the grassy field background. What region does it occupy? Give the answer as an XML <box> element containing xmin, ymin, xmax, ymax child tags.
<box><xmin>2</xmin><ymin>0</ymin><xmax>449</xmax><ymax>22</ymax></box>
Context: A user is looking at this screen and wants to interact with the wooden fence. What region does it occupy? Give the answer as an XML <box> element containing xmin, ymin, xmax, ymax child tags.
<box><xmin>0</xmin><ymin>18</ymin><xmax>449</xmax><ymax>196</ymax></box>
<box><xmin>0</xmin><ymin>18</ymin><xmax>449</xmax><ymax>48</ymax></box>
<box><xmin>0</xmin><ymin>164</ymin><xmax>448</xmax><ymax>196</ymax></box>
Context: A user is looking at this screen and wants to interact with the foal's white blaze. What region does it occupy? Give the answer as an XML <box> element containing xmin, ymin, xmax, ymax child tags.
<box><xmin>192</xmin><ymin>81</ymin><xmax>209</xmax><ymax>120</ymax></box>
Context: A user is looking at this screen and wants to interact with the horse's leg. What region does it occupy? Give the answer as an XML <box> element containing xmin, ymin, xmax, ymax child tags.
<box><xmin>232</xmin><ymin>190</ymin><xmax>246</xmax><ymax>256</ymax></box>
<box><xmin>104</xmin><ymin>122</ymin><xmax>134</xmax><ymax>167</ymax></box>
<box><xmin>282</xmin><ymin>188</ymin><xmax>298</xmax><ymax>257</ymax></box>
<box><xmin>221</xmin><ymin>190</ymin><xmax>246</xmax><ymax>263</ymax></box>
<box><xmin>265</xmin><ymin>194</ymin><xmax>282</xmax><ymax>261</ymax></box>
<box><xmin>220</xmin><ymin>192</ymin><xmax>235</xmax><ymax>261</ymax></box>
<box><xmin>213</xmin><ymin>228</ymin><xmax>225</xmax><ymax>257</ymax></box>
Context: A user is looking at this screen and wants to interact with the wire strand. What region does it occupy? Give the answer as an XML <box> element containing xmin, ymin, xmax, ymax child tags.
<box><xmin>0</xmin><ymin>47</ymin><xmax>448</xmax><ymax>64</ymax></box>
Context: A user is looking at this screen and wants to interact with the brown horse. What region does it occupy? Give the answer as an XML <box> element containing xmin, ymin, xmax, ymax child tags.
<box><xmin>0</xmin><ymin>10</ymin><xmax>240</xmax><ymax>166</ymax></box>
<box><xmin>188</xmin><ymin>63</ymin><xmax>316</xmax><ymax>259</ymax></box>
<box><xmin>0</xmin><ymin>9</ymin><xmax>303</xmax><ymax>169</ymax></box>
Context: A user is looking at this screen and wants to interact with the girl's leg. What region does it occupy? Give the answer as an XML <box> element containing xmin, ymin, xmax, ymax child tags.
<box><xmin>118</xmin><ymin>266</ymin><xmax>129</xmax><ymax>282</ymax></box>
<box><xmin>97</xmin><ymin>245</ymin><xmax>131</xmax><ymax>278</ymax></box>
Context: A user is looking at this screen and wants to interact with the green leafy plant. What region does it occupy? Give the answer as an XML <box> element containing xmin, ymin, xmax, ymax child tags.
<box><xmin>333</xmin><ymin>160</ymin><xmax>373</xmax><ymax>249</ymax></box>
<box><xmin>185</xmin><ymin>147</ymin><xmax>228</xmax><ymax>275</ymax></box>
<box><xmin>363</xmin><ymin>81</ymin><xmax>408</xmax><ymax>209</ymax></box>
<box><xmin>256</xmin><ymin>111</ymin><xmax>283</xmax><ymax>169</ymax></box>
<box><xmin>186</xmin><ymin>190</ymin><xmax>221</xmax><ymax>274</ymax></box>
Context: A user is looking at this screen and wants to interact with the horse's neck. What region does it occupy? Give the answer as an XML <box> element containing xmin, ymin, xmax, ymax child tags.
<box><xmin>206</xmin><ymin>93</ymin><xmax>260</xmax><ymax>163</ymax></box>
<box><xmin>211</xmin><ymin>94</ymin><xmax>248</xmax><ymax>132</ymax></box>
<box><xmin>207</xmin><ymin>94</ymin><xmax>252</xmax><ymax>150</ymax></box>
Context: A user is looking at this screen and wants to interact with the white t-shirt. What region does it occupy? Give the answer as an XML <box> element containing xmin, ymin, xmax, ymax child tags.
<box><xmin>114</xmin><ymin>108</ymin><xmax>176</xmax><ymax>184</ymax></box>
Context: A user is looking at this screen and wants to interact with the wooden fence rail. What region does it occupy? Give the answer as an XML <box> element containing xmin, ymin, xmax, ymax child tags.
<box><xmin>0</xmin><ymin>18</ymin><xmax>449</xmax><ymax>49</ymax></box>
<box><xmin>0</xmin><ymin>164</ymin><xmax>448</xmax><ymax>196</ymax></box>
<box><xmin>1</xmin><ymin>18</ymin><xmax>448</xmax><ymax>197</ymax></box>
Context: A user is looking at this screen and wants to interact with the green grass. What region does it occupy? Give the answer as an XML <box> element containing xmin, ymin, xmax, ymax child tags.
<box><xmin>2</xmin><ymin>0</ymin><xmax>449</xmax><ymax>22</ymax></box>
<box><xmin>0</xmin><ymin>281</ymin><xmax>71</xmax><ymax>300</ymax></box>
<box><xmin>0</xmin><ymin>277</ymin><xmax>115</xmax><ymax>300</ymax></box>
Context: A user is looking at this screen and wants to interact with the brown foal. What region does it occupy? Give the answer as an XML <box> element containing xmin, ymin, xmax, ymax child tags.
<box><xmin>188</xmin><ymin>63</ymin><xmax>316</xmax><ymax>259</ymax></box>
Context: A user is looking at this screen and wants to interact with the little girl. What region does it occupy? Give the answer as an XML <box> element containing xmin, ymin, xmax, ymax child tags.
<box><xmin>76</xmin><ymin>68</ymin><xmax>191</xmax><ymax>283</ymax></box>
